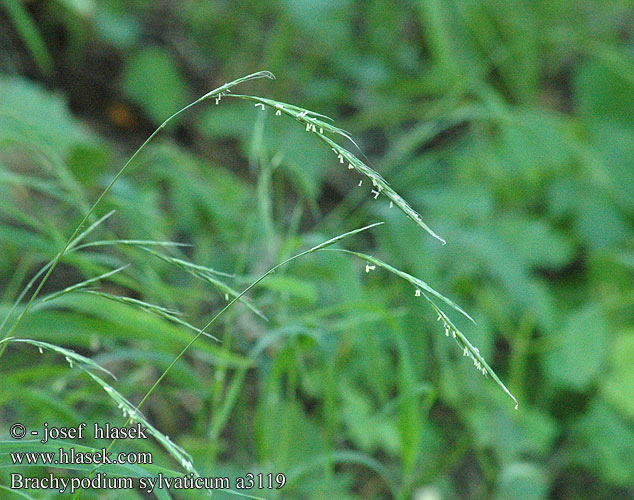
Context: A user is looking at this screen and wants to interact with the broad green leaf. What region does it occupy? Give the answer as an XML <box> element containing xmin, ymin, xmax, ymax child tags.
<box><xmin>572</xmin><ymin>401</ymin><xmax>634</xmax><ymax>487</ymax></box>
<box><xmin>574</xmin><ymin>58</ymin><xmax>634</xmax><ymax>126</ymax></box>
<box><xmin>122</xmin><ymin>48</ymin><xmax>189</xmax><ymax>125</ymax></box>
<box><xmin>542</xmin><ymin>304</ymin><xmax>608</xmax><ymax>390</ymax></box>
<box><xmin>600</xmin><ymin>330</ymin><xmax>634</xmax><ymax>420</ymax></box>
<box><xmin>494</xmin><ymin>463</ymin><xmax>549</xmax><ymax>500</ymax></box>
<box><xmin>0</xmin><ymin>77</ymin><xmax>94</xmax><ymax>156</ymax></box>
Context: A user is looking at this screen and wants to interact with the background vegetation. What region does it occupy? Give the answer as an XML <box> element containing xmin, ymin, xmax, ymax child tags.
<box><xmin>1</xmin><ymin>1</ymin><xmax>634</xmax><ymax>499</ymax></box>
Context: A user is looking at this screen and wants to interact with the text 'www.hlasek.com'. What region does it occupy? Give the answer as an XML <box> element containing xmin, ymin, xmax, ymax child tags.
<box><xmin>7</xmin><ymin>421</ymin><xmax>286</xmax><ymax>494</ymax></box>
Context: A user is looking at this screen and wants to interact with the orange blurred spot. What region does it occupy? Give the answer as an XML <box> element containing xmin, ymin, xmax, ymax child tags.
<box><xmin>107</xmin><ymin>102</ymin><xmax>138</xmax><ymax>128</ymax></box>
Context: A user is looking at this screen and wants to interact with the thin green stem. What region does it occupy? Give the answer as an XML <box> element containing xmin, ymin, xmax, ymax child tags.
<box><xmin>136</xmin><ymin>222</ymin><xmax>384</xmax><ymax>413</ymax></box>
<box><xmin>70</xmin><ymin>222</ymin><xmax>382</xmax><ymax>499</ymax></box>
<box><xmin>0</xmin><ymin>71</ymin><xmax>274</xmax><ymax>359</ymax></box>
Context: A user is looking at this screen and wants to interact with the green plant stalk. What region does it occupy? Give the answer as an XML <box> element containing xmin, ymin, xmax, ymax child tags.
<box><xmin>70</xmin><ymin>222</ymin><xmax>383</xmax><ymax>500</ymax></box>
<box><xmin>225</xmin><ymin>93</ymin><xmax>446</xmax><ymax>243</ymax></box>
<box><xmin>1</xmin><ymin>0</ymin><xmax>53</xmax><ymax>75</ymax></box>
<box><xmin>0</xmin><ymin>71</ymin><xmax>275</xmax><ymax>359</ymax></box>
<box><xmin>204</xmin><ymin>188</ymin><xmax>263</xmax><ymax>444</ymax></box>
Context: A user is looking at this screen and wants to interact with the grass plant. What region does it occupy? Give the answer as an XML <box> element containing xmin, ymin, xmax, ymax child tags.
<box><xmin>2</xmin><ymin>71</ymin><xmax>517</xmax><ymax>498</ymax></box>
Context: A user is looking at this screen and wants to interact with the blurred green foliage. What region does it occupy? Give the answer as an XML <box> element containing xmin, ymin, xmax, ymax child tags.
<box><xmin>1</xmin><ymin>0</ymin><xmax>633</xmax><ymax>499</ymax></box>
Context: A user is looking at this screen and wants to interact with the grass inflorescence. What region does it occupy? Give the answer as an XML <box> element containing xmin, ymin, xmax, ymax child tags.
<box><xmin>1</xmin><ymin>71</ymin><xmax>518</xmax><ymax>499</ymax></box>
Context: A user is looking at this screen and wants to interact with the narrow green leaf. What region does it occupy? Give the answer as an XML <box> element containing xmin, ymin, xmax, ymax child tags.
<box><xmin>140</xmin><ymin>247</ymin><xmax>266</xmax><ymax>321</ymax></box>
<box><xmin>326</xmin><ymin>249</ymin><xmax>474</xmax><ymax>323</ymax></box>
<box><xmin>227</xmin><ymin>94</ymin><xmax>445</xmax><ymax>243</ymax></box>
<box><xmin>0</xmin><ymin>337</ymin><xmax>115</xmax><ymax>379</ymax></box>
